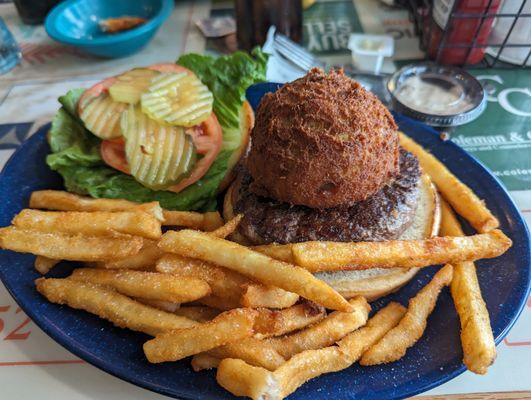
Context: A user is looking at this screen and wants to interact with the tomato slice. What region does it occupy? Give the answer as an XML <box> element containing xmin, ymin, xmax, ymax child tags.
<box><xmin>99</xmin><ymin>113</ymin><xmax>222</xmax><ymax>193</ymax></box>
<box><xmin>78</xmin><ymin>76</ymin><xmax>117</xmax><ymax>115</ymax></box>
<box><xmin>100</xmin><ymin>138</ymin><xmax>130</xmax><ymax>175</ymax></box>
<box><xmin>168</xmin><ymin>112</ymin><xmax>223</xmax><ymax>193</ymax></box>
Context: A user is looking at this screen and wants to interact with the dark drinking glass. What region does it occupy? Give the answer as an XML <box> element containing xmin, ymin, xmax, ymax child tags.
<box><xmin>235</xmin><ymin>0</ymin><xmax>302</xmax><ymax>51</ymax></box>
<box><xmin>13</xmin><ymin>0</ymin><xmax>63</xmax><ymax>25</ymax></box>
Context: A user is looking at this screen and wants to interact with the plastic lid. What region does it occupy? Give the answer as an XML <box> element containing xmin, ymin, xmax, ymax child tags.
<box><xmin>387</xmin><ymin>62</ymin><xmax>486</xmax><ymax>127</ymax></box>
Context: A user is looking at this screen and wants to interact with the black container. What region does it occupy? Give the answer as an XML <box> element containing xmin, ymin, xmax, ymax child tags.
<box><xmin>14</xmin><ymin>0</ymin><xmax>63</xmax><ymax>25</ymax></box>
<box><xmin>235</xmin><ymin>0</ymin><xmax>302</xmax><ymax>51</ymax></box>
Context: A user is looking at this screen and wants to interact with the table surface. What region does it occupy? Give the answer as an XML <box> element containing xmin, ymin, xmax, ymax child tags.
<box><xmin>0</xmin><ymin>1</ymin><xmax>530</xmax><ymax>399</ymax></box>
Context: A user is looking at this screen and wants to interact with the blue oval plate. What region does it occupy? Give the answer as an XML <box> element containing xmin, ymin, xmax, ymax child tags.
<box><xmin>0</xmin><ymin>82</ymin><xmax>530</xmax><ymax>400</ymax></box>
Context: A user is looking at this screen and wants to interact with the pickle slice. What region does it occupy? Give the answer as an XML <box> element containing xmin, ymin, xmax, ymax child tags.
<box><xmin>121</xmin><ymin>106</ymin><xmax>196</xmax><ymax>190</ymax></box>
<box><xmin>109</xmin><ymin>68</ymin><xmax>161</xmax><ymax>105</ymax></box>
<box><xmin>79</xmin><ymin>93</ymin><xmax>127</xmax><ymax>140</ymax></box>
<box><xmin>140</xmin><ymin>72</ymin><xmax>213</xmax><ymax>127</ymax></box>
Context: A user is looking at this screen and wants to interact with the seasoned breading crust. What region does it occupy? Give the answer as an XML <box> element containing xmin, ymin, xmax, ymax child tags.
<box><xmin>246</xmin><ymin>68</ymin><xmax>399</xmax><ymax>208</ymax></box>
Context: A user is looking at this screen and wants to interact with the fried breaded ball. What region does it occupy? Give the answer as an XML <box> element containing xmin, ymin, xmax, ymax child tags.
<box><xmin>246</xmin><ymin>68</ymin><xmax>399</xmax><ymax>208</ymax></box>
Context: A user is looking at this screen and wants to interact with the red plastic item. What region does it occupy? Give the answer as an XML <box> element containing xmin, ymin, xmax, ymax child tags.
<box><xmin>427</xmin><ymin>0</ymin><xmax>501</xmax><ymax>65</ymax></box>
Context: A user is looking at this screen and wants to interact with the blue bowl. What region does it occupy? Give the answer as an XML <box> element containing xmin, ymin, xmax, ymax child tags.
<box><xmin>45</xmin><ymin>0</ymin><xmax>173</xmax><ymax>58</ymax></box>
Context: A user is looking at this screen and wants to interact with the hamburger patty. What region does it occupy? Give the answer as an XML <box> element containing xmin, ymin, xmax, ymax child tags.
<box><xmin>233</xmin><ymin>149</ymin><xmax>421</xmax><ymax>245</ymax></box>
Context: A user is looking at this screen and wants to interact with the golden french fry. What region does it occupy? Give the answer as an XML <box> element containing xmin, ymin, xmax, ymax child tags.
<box><xmin>0</xmin><ymin>227</ymin><xmax>143</xmax><ymax>261</ymax></box>
<box><xmin>253</xmin><ymin>308</ymin><xmax>285</xmax><ymax>337</ymax></box>
<box><xmin>191</xmin><ymin>354</ymin><xmax>221</xmax><ymax>371</ymax></box>
<box><xmin>268</xmin><ymin>297</ymin><xmax>370</xmax><ymax>359</ymax></box>
<box><xmin>252</xmin><ymin>244</ymin><xmax>295</xmax><ymax>264</ymax></box>
<box><xmin>216</xmin><ymin>302</ymin><xmax>407</xmax><ymax>400</ymax></box>
<box><xmin>135</xmin><ymin>298</ymin><xmax>180</xmax><ymax>313</ymax></box>
<box><xmin>13</xmin><ymin>209</ymin><xmax>162</xmax><ymax>240</ymax></box>
<box><xmin>360</xmin><ymin>264</ymin><xmax>454</xmax><ymax>365</ymax></box>
<box><xmin>162</xmin><ymin>210</ymin><xmax>223</xmax><ymax>231</ymax></box>
<box><xmin>208</xmin><ymin>337</ymin><xmax>286</xmax><ymax>371</ymax></box>
<box><xmin>202</xmin><ymin>211</ymin><xmax>225</xmax><ymax>231</ymax></box>
<box><xmin>159</xmin><ymin>230</ymin><xmax>352</xmax><ymax>312</ymax></box>
<box><xmin>156</xmin><ymin>254</ymin><xmax>247</xmax><ymax>308</ymax></box>
<box><xmin>275</xmin><ymin>347</ymin><xmax>349</xmax><ymax>397</ymax></box>
<box><xmin>157</xmin><ymin>254</ymin><xmax>299</xmax><ymax>310</ymax></box>
<box><xmin>144</xmin><ymin>308</ymin><xmax>257</xmax><ymax>363</ymax></box>
<box><xmin>337</xmin><ymin>302</ymin><xmax>406</xmax><ymax>361</ymax></box>
<box><xmin>34</xmin><ymin>256</ymin><xmax>59</xmax><ymax>274</ymax></box>
<box><xmin>278</xmin><ymin>302</ymin><xmax>406</xmax><ymax>398</ymax></box>
<box><xmin>69</xmin><ymin>268</ymin><xmax>210</xmax><ymax>303</ymax></box>
<box><xmin>36</xmin><ymin>278</ymin><xmax>197</xmax><ymax>336</ymax></box>
<box><xmin>440</xmin><ymin>200</ymin><xmax>496</xmax><ymax>375</ymax></box>
<box><xmin>255</xmin><ymin>302</ymin><xmax>326</xmax><ymax>339</ymax></box>
<box><xmin>95</xmin><ymin>239</ymin><xmax>163</xmax><ymax>270</ymax></box>
<box><xmin>217</xmin><ymin>358</ymin><xmax>274</xmax><ymax>400</ymax></box>
<box><xmin>241</xmin><ymin>284</ymin><xmax>299</xmax><ymax>309</ymax></box>
<box><xmin>210</xmin><ymin>214</ymin><xmax>243</xmax><ymax>239</ymax></box>
<box><xmin>292</xmin><ymin>230</ymin><xmax>512</xmax><ymax>271</ymax></box>
<box><xmin>174</xmin><ymin>306</ymin><xmax>221</xmax><ymax>322</ymax></box>
<box><xmin>399</xmin><ymin>133</ymin><xmax>499</xmax><ymax>233</ymax></box>
<box><xmin>199</xmin><ymin>294</ymin><xmax>241</xmax><ymax>311</ymax></box>
<box><xmin>29</xmin><ymin>190</ymin><xmax>163</xmax><ymax>221</ymax></box>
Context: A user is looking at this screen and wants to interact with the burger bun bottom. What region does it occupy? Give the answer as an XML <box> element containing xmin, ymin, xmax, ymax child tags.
<box><xmin>224</xmin><ymin>173</ymin><xmax>441</xmax><ymax>302</ymax></box>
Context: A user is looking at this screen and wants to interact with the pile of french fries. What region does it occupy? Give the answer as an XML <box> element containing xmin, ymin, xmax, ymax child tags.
<box><xmin>0</xmin><ymin>134</ymin><xmax>513</xmax><ymax>399</ymax></box>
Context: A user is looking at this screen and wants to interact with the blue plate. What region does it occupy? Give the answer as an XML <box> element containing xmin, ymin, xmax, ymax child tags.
<box><xmin>0</xmin><ymin>82</ymin><xmax>529</xmax><ymax>400</ymax></box>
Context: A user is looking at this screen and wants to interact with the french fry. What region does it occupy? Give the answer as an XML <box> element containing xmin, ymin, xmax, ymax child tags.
<box><xmin>69</xmin><ymin>268</ymin><xmax>211</xmax><ymax>303</ymax></box>
<box><xmin>217</xmin><ymin>358</ymin><xmax>274</xmax><ymax>400</ymax></box>
<box><xmin>267</xmin><ymin>297</ymin><xmax>370</xmax><ymax>359</ymax></box>
<box><xmin>34</xmin><ymin>256</ymin><xmax>59</xmax><ymax>274</ymax></box>
<box><xmin>252</xmin><ymin>244</ymin><xmax>295</xmax><ymax>264</ymax></box>
<box><xmin>159</xmin><ymin>230</ymin><xmax>352</xmax><ymax>312</ymax></box>
<box><xmin>29</xmin><ymin>190</ymin><xmax>163</xmax><ymax>221</ymax></box>
<box><xmin>216</xmin><ymin>302</ymin><xmax>406</xmax><ymax>400</ymax></box>
<box><xmin>199</xmin><ymin>294</ymin><xmax>241</xmax><ymax>311</ymax></box>
<box><xmin>162</xmin><ymin>210</ymin><xmax>223</xmax><ymax>231</ymax></box>
<box><xmin>278</xmin><ymin>302</ymin><xmax>406</xmax><ymax>398</ymax></box>
<box><xmin>360</xmin><ymin>264</ymin><xmax>454</xmax><ymax>365</ymax></box>
<box><xmin>253</xmin><ymin>308</ymin><xmax>286</xmax><ymax>337</ymax></box>
<box><xmin>399</xmin><ymin>133</ymin><xmax>499</xmax><ymax>233</ymax></box>
<box><xmin>0</xmin><ymin>227</ymin><xmax>143</xmax><ymax>261</ymax></box>
<box><xmin>13</xmin><ymin>209</ymin><xmax>162</xmax><ymax>240</ymax></box>
<box><xmin>144</xmin><ymin>308</ymin><xmax>257</xmax><ymax>363</ymax></box>
<box><xmin>174</xmin><ymin>306</ymin><xmax>221</xmax><ymax>322</ymax></box>
<box><xmin>157</xmin><ymin>254</ymin><xmax>299</xmax><ymax>309</ymax></box>
<box><xmin>36</xmin><ymin>278</ymin><xmax>197</xmax><ymax>336</ymax></box>
<box><xmin>257</xmin><ymin>302</ymin><xmax>326</xmax><ymax>339</ymax></box>
<box><xmin>241</xmin><ymin>284</ymin><xmax>299</xmax><ymax>309</ymax></box>
<box><xmin>292</xmin><ymin>230</ymin><xmax>512</xmax><ymax>271</ymax></box>
<box><xmin>207</xmin><ymin>337</ymin><xmax>286</xmax><ymax>371</ymax></box>
<box><xmin>135</xmin><ymin>298</ymin><xmax>180</xmax><ymax>313</ymax></box>
<box><xmin>94</xmin><ymin>239</ymin><xmax>163</xmax><ymax>270</ymax></box>
<box><xmin>274</xmin><ymin>347</ymin><xmax>349</xmax><ymax>398</ymax></box>
<box><xmin>210</xmin><ymin>214</ymin><xmax>243</xmax><ymax>239</ymax></box>
<box><xmin>191</xmin><ymin>354</ymin><xmax>221</xmax><ymax>371</ymax></box>
<box><xmin>337</xmin><ymin>302</ymin><xmax>406</xmax><ymax>361</ymax></box>
<box><xmin>156</xmin><ymin>254</ymin><xmax>247</xmax><ymax>308</ymax></box>
<box><xmin>440</xmin><ymin>200</ymin><xmax>496</xmax><ymax>374</ymax></box>
<box><xmin>202</xmin><ymin>211</ymin><xmax>225</xmax><ymax>231</ymax></box>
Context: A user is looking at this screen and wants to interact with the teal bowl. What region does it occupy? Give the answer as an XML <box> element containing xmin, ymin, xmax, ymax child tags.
<box><xmin>45</xmin><ymin>0</ymin><xmax>173</xmax><ymax>58</ymax></box>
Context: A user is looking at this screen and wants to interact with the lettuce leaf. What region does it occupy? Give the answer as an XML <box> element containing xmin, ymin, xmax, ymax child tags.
<box><xmin>46</xmin><ymin>49</ymin><xmax>267</xmax><ymax>211</ymax></box>
<box><xmin>178</xmin><ymin>48</ymin><xmax>268</xmax><ymax>150</ymax></box>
